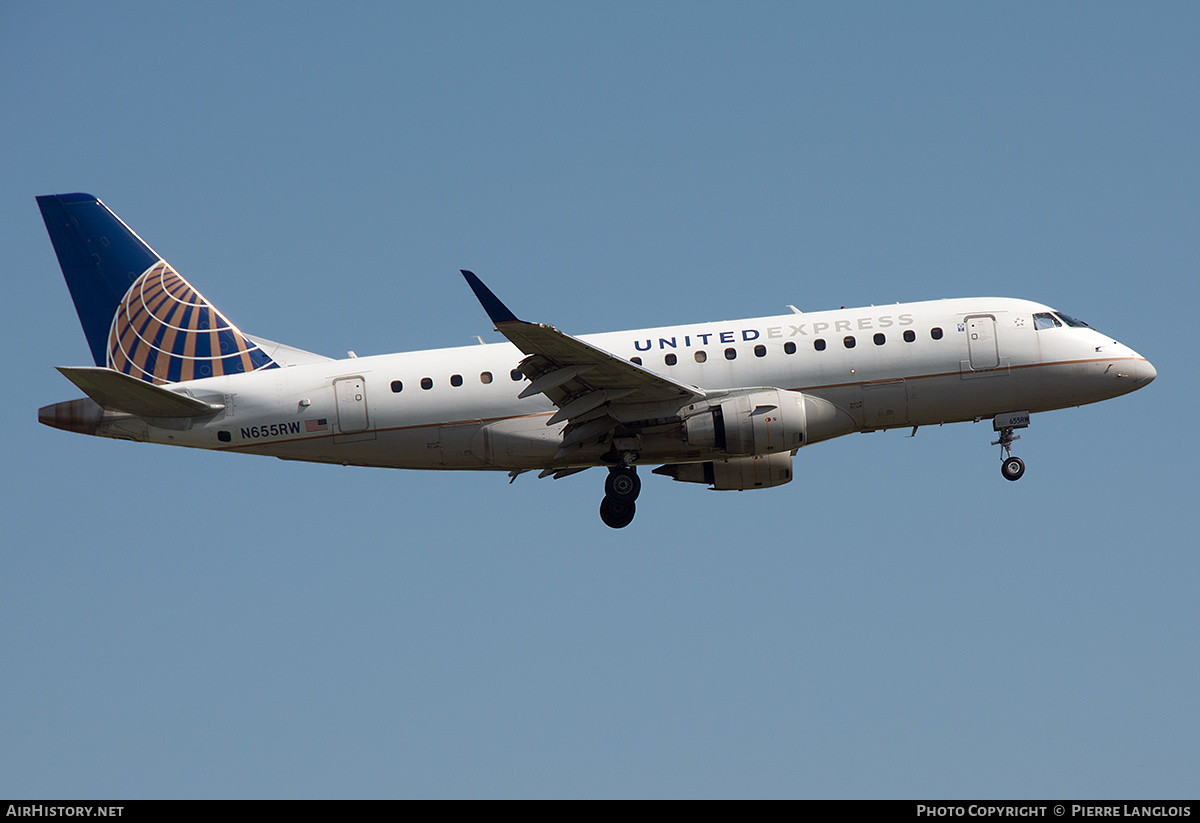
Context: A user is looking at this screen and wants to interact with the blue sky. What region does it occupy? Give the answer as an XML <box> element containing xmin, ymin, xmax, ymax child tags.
<box><xmin>2</xmin><ymin>1</ymin><xmax>1197</xmax><ymax>798</ymax></box>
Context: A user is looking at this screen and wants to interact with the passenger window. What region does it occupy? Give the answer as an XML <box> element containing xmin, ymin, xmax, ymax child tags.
<box><xmin>1034</xmin><ymin>312</ymin><xmax>1062</xmax><ymax>330</ymax></box>
<box><xmin>814</xmin><ymin>339</ymin><xmax>826</xmax><ymax>351</ymax></box>
<box><xmin>903</xmin><ymin>330</ymin><xmax>915</xmax><ymax>343</ymax></box>
<box><xmin>843</xmin><ymin>336</ymin><xmax>856</xmax><ymax>349</ymax></box>
<box><xmin>931</xmin><ymin>327</ymin><xmax>943</xmax><ymax>340</ymax></box>
<box><xmin>664</xmin><ymin>353</ymin><xmax>677</xmax><ymax>366</ymax></box>
<box><xmin>510</xmin><ymin>369</ymin><xmax>523</xmax><ymax>381</ymax></box>
<box><xmin>450</xmin><ymin>374</ymin><xmax>463</xmax><ymax>387</ymax></box>
<box><xmin>480</xmin><ymin>371</ymin><xmax>493</xmax><ymax>384</ymax></box>
<box><xmin>390</xmin><ymin>380</ymin><xmax>403</xmax><ymax>393</ymax></box>
<box><xmin>873</xmin><ymin>333</ymin><xmax>885</xmax><ymax>346</ymax></box>
<box><xmin>724</xmin><ymin>348</ymin><xmax>737</xmax><ymax>360</ymax></box>
<box><xmin>784</xmin><ymin>341</ymin><xmax>796</xmax><ymax>355</ymax></box>
<box><xmin>631</xmin><ymin>357</ymin><xmax>642</xmax><ymax>365</ymax></box>
<box><xmin>695</xmin><ymin>351</ymin><xmax>707</xmax><ymax>363</ymax></box>
<box><xmin>421</xmin><ymin>377</ymin><xmax>433</xmax><ymax>390</ymax></box>
<box><xmin>754</xmin><ymin>344</ymin><xmax>766</xmax><ymax>358</ymax></box>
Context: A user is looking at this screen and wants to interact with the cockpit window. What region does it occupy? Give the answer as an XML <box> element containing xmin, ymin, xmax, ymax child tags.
<box><xmin>1033</xmin><ymin>312</ymin><xmax>1061</xmax><ymax>330</ymax></box>
<box><xmin>1055</xmin><ymin>312</ymin><xmax>1090</xmax><ymax>328</ymax></box>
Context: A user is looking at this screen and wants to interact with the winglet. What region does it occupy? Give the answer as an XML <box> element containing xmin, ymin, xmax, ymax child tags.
<box><xmin>461</xmin><ymin>270</ymin><xmax>520</xmax><ymax>325</ymax></box>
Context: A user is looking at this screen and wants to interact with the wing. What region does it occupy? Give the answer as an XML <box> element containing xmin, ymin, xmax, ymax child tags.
<box><xmin>462</xmin><ymin>271</ymin><xmax>706</xmax><ymax>458</ymax></box>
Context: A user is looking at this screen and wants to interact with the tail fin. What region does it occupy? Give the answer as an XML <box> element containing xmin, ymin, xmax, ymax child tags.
<box><xmin>37</xmin><ymin>193</ymin><xmax>277</xmax><ymax>384</ymax></box>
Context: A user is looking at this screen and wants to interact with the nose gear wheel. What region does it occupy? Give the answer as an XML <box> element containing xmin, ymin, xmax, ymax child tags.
<box><xmin>1001</xmin><ymin>455</ymin><xmax>1025</xmax><ymax>481</ymax></box>
<box><xmin>991</xmin><ymin>424</ymin><xmax>1026</xmax><ymax>481</ymax></box>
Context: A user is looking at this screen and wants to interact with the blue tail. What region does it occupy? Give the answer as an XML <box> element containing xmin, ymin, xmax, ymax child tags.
<box><xmin>37</xmin><ymin>193</ymin><xmax>277</xmax><ymax>384</ymax></box>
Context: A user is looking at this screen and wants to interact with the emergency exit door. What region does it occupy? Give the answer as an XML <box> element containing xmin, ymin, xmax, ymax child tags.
<box><xmin>334</xmin><ymin>377</ymin><xmax>369</xmax><ymax>433</ymax></box>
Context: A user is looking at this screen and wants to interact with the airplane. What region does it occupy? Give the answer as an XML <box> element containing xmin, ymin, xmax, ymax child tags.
<box><xmin>36</xmin><ymin>192</ymin><xmax>1157</xmax><ymax>528</ymax></box>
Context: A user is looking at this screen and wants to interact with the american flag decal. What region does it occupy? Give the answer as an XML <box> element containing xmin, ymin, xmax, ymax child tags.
<box><xmin>305</xmin><ymin>418</ymin><xmax>328</xmax><ymax>433</ymax></box>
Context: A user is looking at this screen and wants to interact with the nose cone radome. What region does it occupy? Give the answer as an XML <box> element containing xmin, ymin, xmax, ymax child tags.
<box><xmin>1136</xmin><ymin>358</ymin><xmax>1157</xmax><ymax>386</ymax></box>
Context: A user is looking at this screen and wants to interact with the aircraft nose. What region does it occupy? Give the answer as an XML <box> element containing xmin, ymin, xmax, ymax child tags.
<box><xmin>1136</xmin><ymin>358</ymin><xmax>1157</xmax><ymax>385</ymax></box>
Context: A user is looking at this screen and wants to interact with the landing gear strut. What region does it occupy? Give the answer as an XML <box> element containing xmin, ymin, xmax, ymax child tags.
<box><xmin>600</xmin><ymin>464</ymin><xmax>640</xmax><ymax>528</ymax></box>
<box><xmin>991</xmin><ymin>411</ymin><xmax>1030</xmax><ymax>482</ymax></box>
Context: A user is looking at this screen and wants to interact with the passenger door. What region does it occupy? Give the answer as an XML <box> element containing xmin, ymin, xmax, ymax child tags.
<box><xmin>966</xmin><ymin>315</ymin><xmax>999</xmax><ymax>370</ymax></box>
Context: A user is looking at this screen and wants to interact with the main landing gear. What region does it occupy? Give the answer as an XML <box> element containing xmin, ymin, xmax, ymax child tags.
<box><xmin>599</xmin><ymin>464</ymin><xmax>641</xmax><ymax>529</ymax></box>
<box><xmin>991</xmin><ymin>411</ymin><xmax>1030</xmax><ymax>482</ymax></box>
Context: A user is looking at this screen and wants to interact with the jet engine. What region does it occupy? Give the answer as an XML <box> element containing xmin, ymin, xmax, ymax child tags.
<box><xmin>653</xmin><ymin>451</ymin><xmax>794</xmax><ymax>490</ymax></box>
<box><xmin>679</xmin><ymin>389</ymin><xmax>804</xmax><ymax>455</ymax></box>
<box><xmin>675</xmin><ymin>389</ymin><xmax>854</xmax><ymax>456</ymax></box>
<box><xmin>648</xmin><ymin>390</ymin><xmax>856</xmax><ymax>489</ymax></box>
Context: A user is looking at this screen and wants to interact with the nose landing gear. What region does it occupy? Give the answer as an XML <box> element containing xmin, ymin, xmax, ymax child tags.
<box><xmin>1000</xmin><ymin>454</ymin><xmax>1025</xmax><ymax>481</ymax></box>
<box><xmin>991</xmin><ymin>411</ymin><xmax>1030</xmax><ymax>482</ymax></box>
<box><xmin>599</xmin><ymin>464</ymin><xmax>640</xmax><ymax>529</ymax></box>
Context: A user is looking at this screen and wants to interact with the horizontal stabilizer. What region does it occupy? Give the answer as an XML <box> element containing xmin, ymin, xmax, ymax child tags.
<box><xmin>57</xmin><ymin>367</ymin><xmax>224</xmax><ymax>418</ymax></box>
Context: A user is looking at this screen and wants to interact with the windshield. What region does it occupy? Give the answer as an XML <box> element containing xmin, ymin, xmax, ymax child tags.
<box><xmin>1033</xmin><ymin>312</ymin><xmax>1061</xmax><ymax>330</ymax></box>
<box><xmin>1055</xmin><ymin>312</ymin><xmax>1090</xmax><ymax>328</ymax></box>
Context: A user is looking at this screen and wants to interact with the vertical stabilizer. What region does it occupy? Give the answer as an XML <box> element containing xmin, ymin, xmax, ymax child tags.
<box><xmin>38</xmin><ymin>193</ymin><xmax>276</xmax><ymax>384</ymax></box>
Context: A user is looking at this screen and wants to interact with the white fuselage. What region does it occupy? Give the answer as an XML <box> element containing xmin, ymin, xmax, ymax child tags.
<box><xmin>75</xmin><ymin>297</ymin><xmax>1154</xmax><ymax>471</ymax></box>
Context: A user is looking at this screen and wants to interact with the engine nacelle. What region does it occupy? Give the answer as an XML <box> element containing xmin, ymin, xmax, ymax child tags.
<box><xmin>678</xmin><ymin>389</ymin><xmax>855</xmax><ymax>456</ymax></box>
<box><xmin>680</xmin><ymin>389</ymin><xmax>806</xmax><ymax>456</ymax></box>
<box><xmin>651</xmin><ymin>391</ymin><xmax>856</xmax><ymax>490</ymax></box>
<box><xmin>653</xmin><ymin>451</ymin><xmax>794</xmax><ymax>490</ymax></box>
